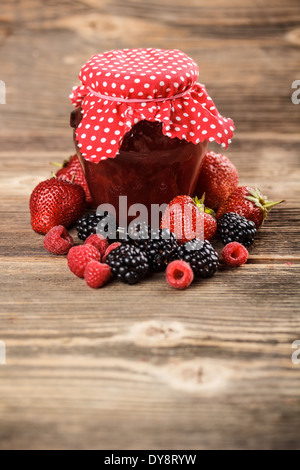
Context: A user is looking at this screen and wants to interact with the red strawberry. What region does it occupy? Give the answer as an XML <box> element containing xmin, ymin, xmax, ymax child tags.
<box><xmin>216</xmin><ymin>186</ymin><xmax>283</xmax><ymax>228</ymax></box>
<box><xmin>194</xmin><ymin>196</ymin><xmax>217</xmax><ymax>241</ymax></box>
<box><xmin>30</xmin><ymin>178</ymin><xmax>86</xmax><ymax>234</ymax></box>
<box><xmin>169</xmin><ymin>195</ymin><xmax>194</xmax><ymax>207</ymax></box>
<box><xmin>161</xmin><ymin>195</ymin><xmax>217</xmax><ymax>243</ymax></box>
<box><xmin>193</xmin><ymin>151</ymin><xmax>239</xmax><ymax>210</ymax></box>
<box><xmin>54</xmin><ymin>154</ymin><xmax>93</xmax><ymax>207</ymax></box>
<box><xmin>202</xmin><ymin>211</ymin><xmax>217</xmax><ymax>241</ymax></box>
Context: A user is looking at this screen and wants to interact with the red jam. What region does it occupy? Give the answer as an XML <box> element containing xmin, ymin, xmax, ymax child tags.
<box><xmin>71</xmin><ymin>108</ymin><xmax>207</xmax><ymax>220</ymax></box>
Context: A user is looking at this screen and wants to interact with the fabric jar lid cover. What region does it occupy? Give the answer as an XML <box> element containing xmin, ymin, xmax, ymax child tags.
<box><xmin>70</xmin><ymin>48</ymin><xmax>235</xmax><ymax>163</ymax></box>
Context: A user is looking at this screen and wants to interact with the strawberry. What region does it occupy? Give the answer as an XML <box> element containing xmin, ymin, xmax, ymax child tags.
<box><xmin>161</xmin><ymin>195</ymin><xmax>217</xmax><ymax>244</ymax></box>
<box><xmin>53</xmin><ymin>154</ymin><xmax>93</xmax><ymax>207</ymax></box>
<box><xmin>216</xmin><ymin>186</ymin><xmax>283</xmax><ymax>228</ymax></box>
<box><xmin>193</xmin><ymin>151</ymin><xmax>239</xmax><ymax>210</ymax></box>
<box><xmin>168</xmin><ymin>195</ymin><xmax>194</xmax><ymax>207</ymax></box>
<box><xmin>30</xmin><ymin>178</ymin><xmax>86</xmax><ymax>234</ymax></box>
<box><xmin>194</xmin><ymin>196</ymin><xmax>217</xmax><ymax>241</ymax></box>
<box><xmin>202</xmin><ymin>210</ymin><xmax>217</xmax><ymax>241</ymax></box>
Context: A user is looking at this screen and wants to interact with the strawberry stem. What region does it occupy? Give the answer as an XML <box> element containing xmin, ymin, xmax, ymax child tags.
<box><xmin>50</xmin><ymin>162</ymin><xmax>63</xmax><ymax>168</ymax></box>
<box><xmin>245</xmin><ymin>188</ymin><xmax>284</xmax><ymax>221</ymax></box>
<box><xmin>50</xmin><ymin>155</ymin><xmax>73</xmax><ymax>170</ymax></box>
<box><xmin>194</xmin><ymin>194</ymin><xmax>216</xmax><ymax>217</ymax></box>
<box><xmin>264</xmin><ymin>200</ymin><xmax>284</xmax><ymax>209</ymax></box>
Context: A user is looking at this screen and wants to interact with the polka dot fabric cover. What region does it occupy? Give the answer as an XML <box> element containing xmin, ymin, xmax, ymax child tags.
<box><xmin>70</xmin><ymin>48</ymin><xmax>235</xmax><ymax>163</ymax></box>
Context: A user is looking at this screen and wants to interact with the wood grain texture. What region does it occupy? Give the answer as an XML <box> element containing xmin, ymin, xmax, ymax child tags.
<box><xmin>0</xmin><ymin>0</ymin><xmax>300</xmax><ymax>450</ymax></box>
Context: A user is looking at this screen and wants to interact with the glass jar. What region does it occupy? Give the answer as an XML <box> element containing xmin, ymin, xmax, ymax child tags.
<box><xmin>69</xmin><ymin>48</ymin><xmax>234</xmax><ymax>223</ymax></box>
<box><xmin>71</xmin><ymin>107</ymin><xmax>207</xmax><ymax>219</ymax></box>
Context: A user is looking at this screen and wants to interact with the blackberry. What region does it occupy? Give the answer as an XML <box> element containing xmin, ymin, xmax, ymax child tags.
<box><xmin>144</xmin><ymin>228</ymin><xmax>178</xmax><ymax>273</ymax></box>
<box><xmin>126</xmin><ymin>222</ymin><xmax>178</xmax><ymax>272</ymax></box>
<box><xmin>105</xmin><ymin>244</ymin><xmax>149</xmax><ymax>285</ymax></box>
<box><xmin>76</xmin><ymin>212</ymin><xmax>118</xmax><ymax>242</ymax></box>
<box><xmin>173</xmin><ymin>239</ymin><xmax>219</xmax><ymax>278</ymax></box>
<box><xmin>217</xmin><ymin>212</ymin><xmax>257</xmax><ymax>247</ymax></box>
<box><xmin>127</xmin><ymin>221</ymin><xmax>151</xmax><ymax>243</ymax></box>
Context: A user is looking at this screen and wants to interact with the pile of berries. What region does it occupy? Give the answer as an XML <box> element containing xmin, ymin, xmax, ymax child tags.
<box><xmin>30</xmin><ymin>151</ymin><xmax>283</xmax><ymax>290</ymax></box>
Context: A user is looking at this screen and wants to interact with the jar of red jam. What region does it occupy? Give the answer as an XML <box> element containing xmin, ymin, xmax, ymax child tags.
<box><xmin>70</xmin><ymin>49</ymin><xmax>234</xmax><ymax>220</ymax></box>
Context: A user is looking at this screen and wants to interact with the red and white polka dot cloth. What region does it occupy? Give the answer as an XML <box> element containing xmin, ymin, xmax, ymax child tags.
<box><xmin>70</xmin><ymin>48</ymin><xmax>235</xmax><ymax>163</ymax></box>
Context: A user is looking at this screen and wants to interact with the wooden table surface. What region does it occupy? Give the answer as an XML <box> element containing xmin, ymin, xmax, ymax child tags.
<box><xmin>0</xmin><ymin>0</ymin><xmax>300</xmax><ymax>450</ymax></box>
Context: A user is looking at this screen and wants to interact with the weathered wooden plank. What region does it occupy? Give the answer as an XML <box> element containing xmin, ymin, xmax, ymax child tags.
<box><xmin>1</xmin><ymin>257</ymin><xmax>299</xmax><ymax>323</ymax></box>
<box><xmin>0</xmin><ymin>351</ymin><xmax>299</xmax><ymax>450</ymax></box>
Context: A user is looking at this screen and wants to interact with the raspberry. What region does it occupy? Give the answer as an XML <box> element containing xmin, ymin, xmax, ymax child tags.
<box><xmin>166</xmin><ymin>260</ymin><xmax>194</xmax><ymax>290</ymax></box>
<box><xmin>84</xmin><ymin>261</ymin><xmax>111</xmax><ymax>288</ymax></box>
<box><xmin>102</xmin><ymin>242</ymin><xmax>121</xmax><ymax>263</ymax></box>
<box><xmin>84</xmin><ymin>234</ymin><xmax>109</xmax><ymax>259</ymax></box>
<box><xmin>222</xmin><ymin>242</ymin><xmax>248</xmax><ymax>267</ymax></box>
<box><xmin>67</xmin><ymin>244</ymin><xmax>100</xmax><ymax>278</ymax></box>
<box><xmin>43</xmin><ymin>225</ymin><xmax>74</xmax><ymax>255</ymax></box>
